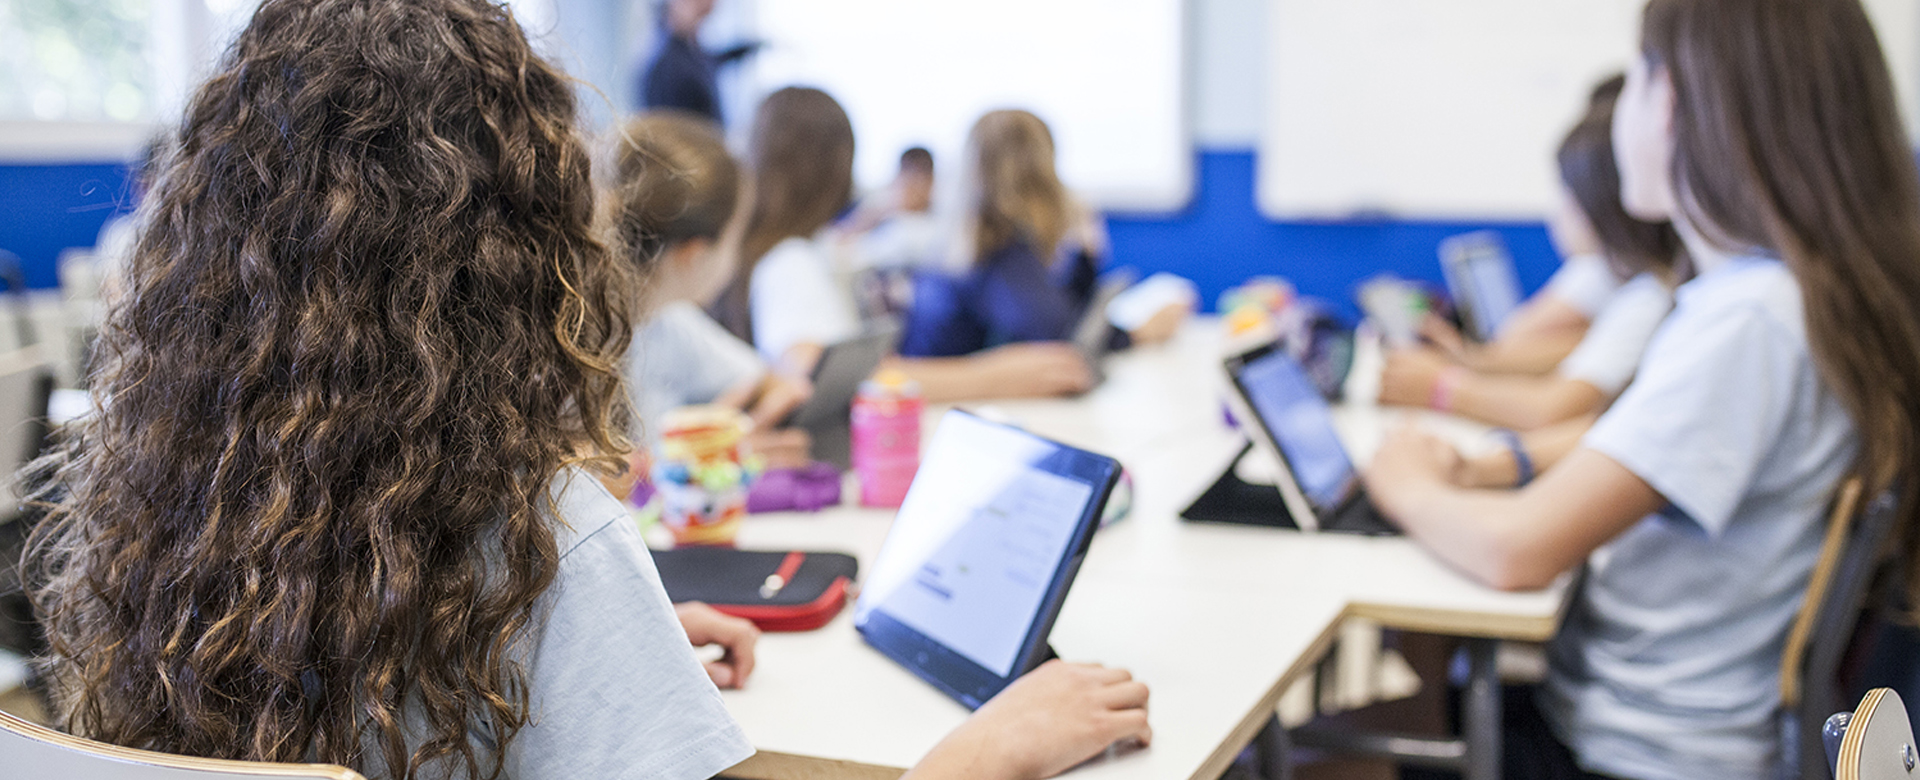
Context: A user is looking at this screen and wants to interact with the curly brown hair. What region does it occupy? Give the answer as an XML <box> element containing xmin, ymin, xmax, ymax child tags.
<box><xmin>22</xmin><ymin>0</ymin><xmax>635</xmax><ymax>776</ymax></box>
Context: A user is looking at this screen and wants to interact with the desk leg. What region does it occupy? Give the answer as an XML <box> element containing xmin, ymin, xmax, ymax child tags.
<box><xmin>1254</xmin><ymin>715</ymin><xmax>1292</xmax><ymax>780</ymax></box>
<box><xmin>1462</xmin><ymin>638</ymin><xmax>1502</xmax><ymax>780</ymax></box>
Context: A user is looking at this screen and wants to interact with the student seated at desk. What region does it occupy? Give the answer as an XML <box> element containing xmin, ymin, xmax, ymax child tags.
<box><xmin>712</xmin><ymin>88</ymin><xmax>1100</xmax><ymax>401</ymax></box>
<box><xmin>1379</xmin><ymin>76</ymin><xmax>1684</xmax><ymax>432</ymax></box>
<box><xmin>18</xmin><ymin>2</ymin><xmax>1150</xmax><ymax>778</ymax></box>
<box><xmin>1364</xmin><ymin>1</ymin><xmax>1920</xmax><ymax>777</ymax></box>
<box><xmin>606</xmin><ymin>110</ymin><xmax>810</xmax><ymax>467</ymax></box>
<box><xmin>836</xmin><ymin>147</ymin><xmax>943</xmax><ymax>320</ymax></box>
<box><xmin>898</xmin><ymin>109</ymin><xmax>1189</xmax><ymax>360</ymax></box>
<box><xmin>1412</xmin><ymin>78</ymin><xmax>1645</xmax><ymax>378</ymax></box>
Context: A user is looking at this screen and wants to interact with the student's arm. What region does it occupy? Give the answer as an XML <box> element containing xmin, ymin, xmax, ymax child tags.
<box><xmin>1495</xmin><ymin>296</ymin><xmax>1593</xmax><ymax>344</ymax></box>
<box><xmin>715</xmin><ymin>371</ymin><xmax>813</xmax><ymax>429</ymax></box>
<box><xmin>1456</xmin><ymin>415</ymin><xmax>1598</xmax><ymax>489</ymax></box>
<box><xmin>885</xmin><ymin>344</ymin><xmax>1094</xmax><ymax>403</ymax></box>
<box><xmin>1420</xmin><ymin>314</ymin><xmax>1587</xmax><ymax>376</ymax></box>
<box><xmin>1379</xmin><ymin>349</ymin><xmax>1604</xmax><ymax>430</ymax></box>
<box><xmin>904</xmin><ymin>660</ymin><xmax>1151</xmax><ymax>780</ymax></box>
<box><xmin>1364</xmin><ymin>429</ymin><xmax>1664</xmax><ymax>591</ymax></box>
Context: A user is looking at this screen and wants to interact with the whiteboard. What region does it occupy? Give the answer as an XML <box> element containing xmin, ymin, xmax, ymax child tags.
<box><xmin>746</xmin><ymin>0</ymin><xmax>1190</xmax><ymax>212</ymax></box>
<box><xmin>1259</xmin><ymin>0</ymin><xmax>1920</xmax><ymax>221</ymax></box>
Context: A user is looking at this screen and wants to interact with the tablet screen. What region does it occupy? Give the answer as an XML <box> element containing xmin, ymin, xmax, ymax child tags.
<box><xmin>1233</xmin><ymin>348</ymin><xmax>1355</xmax><ymax>510</ymax></box>
<box><xmin>1463</xmin><ymin>252</ymin><xmax>1521</xmax><ymax>338</ymax></box>
<box><xmin>856</xmin><ymin>411</ymin><xmax>1118</xmax><ymax>702</ymax></box>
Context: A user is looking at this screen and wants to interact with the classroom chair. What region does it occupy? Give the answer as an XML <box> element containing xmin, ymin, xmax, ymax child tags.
<box><xmin>1</xmin><ymin>708</ymin><xmax>366</xmax><ymax>780</ymax></box>
<box><xmin>1781</xmin><ymin>479</ymin><xmax>1903</xmax><ymax>779</ymax></box>
<box><xmin>0</xmin><ymin>346</ymin><xmax>56</xmax><ymax>658</ymax></box>
<box><xmin>1827</xmin><ymin>688</ymin><xmax>1917</xmax><ymax>780</ymax></box>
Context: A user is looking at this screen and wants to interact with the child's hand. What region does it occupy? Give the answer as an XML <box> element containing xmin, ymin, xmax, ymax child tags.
<box><xmin>675</xmin><ymin>602</ymin><xmax>760</xmax><ymax>690</ymax></box>
<box><xmin>977</xmin><ymin>343</ymin><xmax>1095</xmax><ymax>398</ymax></box>
<box><xmin>1364</xmin><ymin>425</ymin><xmax>1463</xmax><ymax>518</ymax></box>
<box><xmin>718</xmin><ymin>372</ymin><xmax>814</xmax><ymax>429</ymax></box>
<box><xmin>910</xmin><ymin>660</ymin><xmax>1151</xmax><ymax>780</ymax></box>
<box><xmin>1127</xmin><ymin>301</ymin><xmax>1192</xmax><ymax>346</ymax></box>
<box><xmin>1418</xmin><ymin>315</ymin><xmax>1471</xmax><ymax>362</ymax></box>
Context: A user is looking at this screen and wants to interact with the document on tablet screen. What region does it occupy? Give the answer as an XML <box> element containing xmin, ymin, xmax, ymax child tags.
<box><xmin>857</xmin><ymin>416</ymin><xmax>1096</xmax><ymax>676</ymax></box>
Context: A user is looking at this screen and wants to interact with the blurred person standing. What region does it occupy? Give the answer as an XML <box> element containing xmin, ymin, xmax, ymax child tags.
<box><xmin>638</xmin><ymin>0</ymin><xmax>757</xmax><ymax>124</ymax></box>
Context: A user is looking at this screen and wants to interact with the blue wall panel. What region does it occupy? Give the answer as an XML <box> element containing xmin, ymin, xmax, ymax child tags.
<box><xmin>2</xmin><ymin>151</ymin><xmax>1562</xmax><ymax>320</ymax></box>
<box><xmin>0</xmin><ymin>163</ymin><xmax>135</xmax><ymax>289</ymax></box>
<box><xmin>1108</xmin><ymin>149</ymin><xmax>1559</xmax><ymax>321</ymax></box>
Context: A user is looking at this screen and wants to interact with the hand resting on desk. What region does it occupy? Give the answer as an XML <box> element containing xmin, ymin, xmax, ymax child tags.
<box><xmin>905</xmin><ymin>660</ymin><xmax>1152</xmax><ymax>780</ymax></box>
<box><xmin>676</xmin><ymin>601</ymin><xmax>760</xmax><ymax>690</ymax></box>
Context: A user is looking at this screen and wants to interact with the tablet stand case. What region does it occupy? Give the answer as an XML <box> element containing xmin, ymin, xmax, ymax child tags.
<box><xmin>1179</xmin><ymin>441</ymin><xmax>1302</xmax><ymax>530</ymax></box>
<box><xmin>1180</xmin><ymin>441</ymin><xmax>1399</xmax><ymax>535</ymax></box>
<box><xmin>652</xmin><ymin>547</ymin><xmax>858</xmax><ymax>632</ymax></box>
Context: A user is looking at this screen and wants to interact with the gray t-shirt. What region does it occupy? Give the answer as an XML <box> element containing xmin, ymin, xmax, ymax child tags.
<box><xmin>629</xmin><ymin>301</ymin><xmax>766</xmax><ymax>443</ymax></box>
<box><xmin>363</xmin><ymin>469</ymin><xmax>754</xmax><ymax>779</ymax></box>
<box><xmin>1544</xmin><ymin>256</ymin><xmax>1856</xmax><ymax>780</ymax></box>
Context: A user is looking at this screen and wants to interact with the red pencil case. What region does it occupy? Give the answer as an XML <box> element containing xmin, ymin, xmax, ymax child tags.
<box><xmin>651</xmin><ymin>547</ymin><xmax>859</xmax><ymax>632</ymax></box>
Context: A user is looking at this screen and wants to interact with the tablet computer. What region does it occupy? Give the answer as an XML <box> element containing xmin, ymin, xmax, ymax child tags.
<box><xmin>1439</xmin><ymin>231</ymin><xmax>1523</xmax><ymax>343</ymax></box>
<box><xmin>1072</xmin><ymin>270</ymin><xmax>1137</xmax><ymax>386</ymax></box>
<box><xmin>786</xmin><ymin>322</ymin><xmax>902</xmax><ymax>468</ymax></box>
<box><xmin>1219</xmin><ymin>339</ymin><xmax>1398</xmax><ymax>536</ymax></box>
<box><xmin>854</xmin><ymin>409</ymin><xmax>1122</xmax><ymax>709</ymax></box>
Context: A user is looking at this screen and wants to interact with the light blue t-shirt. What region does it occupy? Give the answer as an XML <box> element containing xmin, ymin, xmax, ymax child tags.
<box><xmin>1543</xmin><ymin>256</ymin><xmax>1856</xmax><ymax>780</ymax></box>
<box><xmin>364</xmin><ymin>469</ymin><xmax>755</xmax><ymax>779</ymax></box>
<box><xmin>629</xmin><ymin>300</ymin><xmax>766</xmax><ymax>443</ymax></box>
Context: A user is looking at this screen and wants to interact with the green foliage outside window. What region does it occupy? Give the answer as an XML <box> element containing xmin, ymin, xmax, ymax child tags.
<box><xmin>0</xmin><ymin>0</ymin><xmax>150</xmax><ymax>121</ymax></box>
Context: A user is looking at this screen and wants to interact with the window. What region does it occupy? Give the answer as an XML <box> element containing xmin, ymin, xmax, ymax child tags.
<box><xmin>0</xmin><ymin>0</ymin><xmax>153</xmax><ymax>122</ymax></box>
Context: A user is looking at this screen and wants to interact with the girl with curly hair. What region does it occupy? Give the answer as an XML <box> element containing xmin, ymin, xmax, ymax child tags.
<box><xmin>22</xmin><ymin>0</ymin><xmax>1149</xmax><ymax>777</ymax></box>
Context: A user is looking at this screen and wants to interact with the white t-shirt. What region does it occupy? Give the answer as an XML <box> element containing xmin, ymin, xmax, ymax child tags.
<box><xmin>628</xmin><ymin>301</ymin><xmax>765</xmax><ymax>442</ymax></box>
<box><xmin>1555</xmin><ymin>272</ymin><xmax>1674</xmax><ymax>397</ymax></box>
<box><xmin>366</xmin><ymin>469</ymin><xmax>755</xmax><ymax>779</ymax></box>
<box><xmin>1543</xmin><ymin>256</ymin><xmax>1856</xmax><ymax>780</ymax></box>
<box><xmin>856</xmin><ymin>211</ymin><xmax>946</xmax><ymax>271</ymax></box>
<box><xmin>750</xmin><ymin>236</ymin><xmax>860</xmax><ymax>361</ymax></box>
<box><xmin>1541</xmin><ymin>255</ymin><xmax>1624</xmax><ymax>319</ymax></box>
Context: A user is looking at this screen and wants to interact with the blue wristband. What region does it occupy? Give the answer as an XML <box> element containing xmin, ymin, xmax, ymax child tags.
<box><xmin>1493</xmin><ymin>428</ymin><xmax>1534</xmax><ymax>487</ymax></box>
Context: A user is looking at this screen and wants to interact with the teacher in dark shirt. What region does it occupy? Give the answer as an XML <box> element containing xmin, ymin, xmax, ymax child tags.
<box><xmin>639</xmin><ymin>0</ymin><xmax>758</xmax><ymax>124</ymax></box>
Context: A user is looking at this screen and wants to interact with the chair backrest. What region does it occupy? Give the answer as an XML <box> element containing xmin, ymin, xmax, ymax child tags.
<box><xmin>1833</xmin><ymin>688</ymin><xmax>1917</xmax><ymax>780</ymax></box>
<box><xmin>1783</xmin><ymin>479</ymin><xmax>1903</xmax><ymax>778</ymax></box>
<box><xmin>1</xmin><ymin>708</ymin><xmax>365</xmax><ymax>780</ymax></box>
<box><xmin>0</xmin><ymin>347</ymin><xmax>54</xmax><ymax>521</ymax></box>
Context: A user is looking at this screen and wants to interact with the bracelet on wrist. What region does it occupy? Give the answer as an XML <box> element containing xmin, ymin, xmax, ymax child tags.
<box><xmin>1492</xmin><ymin>428</ymin><xmax>1535</xmax><ymax>487</ymax></box>
<box><xmin>1429</xmin><ymin>366</ymin><xmax>1469</xmax><ymax>413</ymax></box>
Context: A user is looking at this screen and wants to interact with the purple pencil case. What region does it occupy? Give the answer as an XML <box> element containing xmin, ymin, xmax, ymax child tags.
<box><xmin>746</xmin><ymin>463</ymin><xmax>845</xmax><ymax>513</ymax></box>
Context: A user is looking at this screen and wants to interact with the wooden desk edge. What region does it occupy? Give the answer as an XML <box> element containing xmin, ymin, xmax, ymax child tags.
<box><xmin>1342</xmin><ymin>601</ymin><xmax>1564</xmax><ymax>643</ymax></box>
<box><xmin>724</xmin><ymin>750</ymin><xmax>906</xmax><ymax>780</ymax></box>
<box><xmin>1182</xmin><ymin>616</ymin><xmax>1346</xmax><ymax>780</ymax></box>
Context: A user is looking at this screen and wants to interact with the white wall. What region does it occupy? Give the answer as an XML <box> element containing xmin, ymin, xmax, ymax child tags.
<box><xmin>1189</xmin><ymin>0</ymin><xmax>1263</xmax><ymax>149</ymax></box>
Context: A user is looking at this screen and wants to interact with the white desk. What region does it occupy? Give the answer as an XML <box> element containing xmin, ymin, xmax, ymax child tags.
<box><xmin>710</xmin><ymin>323</ymin><xmax>1569</xmax><ymax>780</ymax></box>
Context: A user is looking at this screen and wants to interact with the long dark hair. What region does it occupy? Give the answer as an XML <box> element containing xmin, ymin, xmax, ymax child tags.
<box><xmin>24</xmin><ymin>0</ymin><xmax>635</xmax><ymax>777</ymax></box>
<box><xmin>1643</xmin><ymin>0</ymin><xmax>1920</xmax><ymax>583</ymax></box>
<box><xmin>1557</xmin><ymin>74</ymin><xmax>1682</xmax><ymax>280</ymax></box>
<box><xmin>711</xmin><ymin>86</ymin><xmax>854</xmax><ymax>342</ymax></box>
